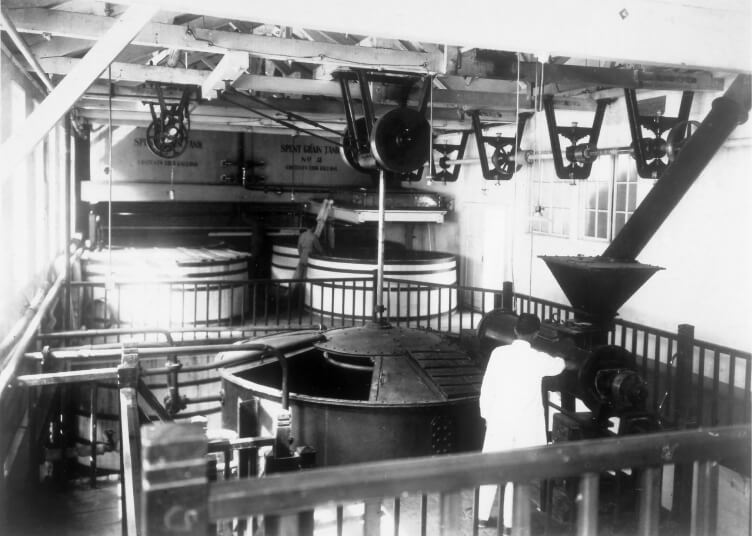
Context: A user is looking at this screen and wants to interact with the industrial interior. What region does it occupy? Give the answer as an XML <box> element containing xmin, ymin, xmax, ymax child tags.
<box><xmin>0</xmin><ymin>1</ymin><xmax>750</xmax><ymax>535</ymax></box>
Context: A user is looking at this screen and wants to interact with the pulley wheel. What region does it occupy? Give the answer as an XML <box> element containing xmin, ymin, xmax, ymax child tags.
<box><xmin>491</xmin><ymin>146</ymin><xmax>515</xmax><ymax>180</ymax></box>
<box><xmin>666</xmin><ymin>120</ymin><xmax>701</xmax><ymax>163</ymax></box>
<box><xmin>146</xmin><ymin>112</ymin><xmax>190</xmax><ymax>159</ymax></box>
<box><xmin>340</xmin><ymin>117</ymin><xmax>371</xmax><ymax>172</ymax></box>
<box><xmin>370</xmin><ymin>108</ymin><xmax>430</xmax><ymax>173</ymax></box>
<box><xmin>577</xmin><ymin>345</ymin><xmax>638</xmax><ymax>412</ymax></box>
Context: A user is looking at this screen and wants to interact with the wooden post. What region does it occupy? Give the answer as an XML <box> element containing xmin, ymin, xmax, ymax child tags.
<box><xmin>502</xmin><ymin>281</ymin><xmax>514</xmax><ymax>311</ymax></box>
<box><xmin>676</xmin><ymin>324</ymin><xmax>695</xmax><ymax>427</ymax></box>
<box><xmin>141</xmin><ymin>422</ymin><xmax>208</xmax><ymax>536</ymax></box>
<box><xmin>673</xmin><ymin>324</ymin><xmax>695</xmax><ymax>531</ymax></box>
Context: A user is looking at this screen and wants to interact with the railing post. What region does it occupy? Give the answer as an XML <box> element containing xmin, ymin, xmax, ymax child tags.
<box><xmin>118</xmin><ymin>346</ymin><xmax>142</xmax><ymax>536</ymax></box>
<box><xmin>676</xmin><ymin>323</ymin><xmax>695</xmax><ymax>427</ymax></box>
<box><xmin>439</xmin><ymin>490</ymin><xmax>463</xmax><ymax>535</ymax></box>
<box><xmin>511</xmin><ymin>482</ymin><xmax>533</xmax><ymax>535</ymax></box>
<box><xmin>364</xmin><ymin>499</ymin><xmax>382</xmax><ymax>536</ymax></box>
<box><xmin>502</xmin><ymin>281</ymin><xmax>514</xmax><ymax>311</ymax></box>
<box><xmin>141</xmin><ymin>422</ymin><xmax>208</xmax><ymax>535</ymax></box>
<box><xmin>673</xmin><ymin>323</ymin><xmax>695</xmax><ymax>531</ymax></box>
<box><xmin>576</xmin><ymin>473</ymin><xmax>599</xmax><ymax>536</ymax></box>
<box><xmin>371</xmin><ymin>269</ymin><xmax>378</xmax><ymax>323</ymax></box>
<box><xmin>691</xmin><ymin>460</ymin><xmax>719</xmax><ymax>536</ymax></box>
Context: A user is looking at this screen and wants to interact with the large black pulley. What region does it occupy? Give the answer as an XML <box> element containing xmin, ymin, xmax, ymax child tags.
<box><xmin>370</xmin><ymin>108</ymin><xmax>430</xmax><ymax>173</ymax></box>
<box><xmin>146</xmin><ymin>113</ymin><xmax>190</xmax><ymax>159</ymax></box>
<box><xmin>577</xmin><ymin>345</ymin><xmax>647</xmax><ymax>420</ymax></box>
<box><xmin>146</xmin><ymin>86</ymin><xmax>192</xmax><ymax>159</ymax></box>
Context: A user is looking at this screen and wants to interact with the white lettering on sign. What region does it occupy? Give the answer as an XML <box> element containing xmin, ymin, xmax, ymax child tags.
<box><xmin>134</xmin><ymin>138</ymin><xmax>203</xmax><ymax>149</ymax></box>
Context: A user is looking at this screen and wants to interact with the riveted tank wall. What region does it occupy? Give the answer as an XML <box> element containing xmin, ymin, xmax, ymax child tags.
<box><xmin>222</xmin><ymin>348</ymin><xmax>484</xmax><ymax>466</ymax></box>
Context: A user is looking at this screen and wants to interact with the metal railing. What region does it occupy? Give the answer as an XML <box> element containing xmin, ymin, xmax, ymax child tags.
<box><xmin>141</xmin><ymin>421</ymin><xmax>750</xmax><ymax>536</ymax></box>
<box><xmin>61</xmin><ymin>275</ymin><xmax>751</xmax><ymax>428</ymax></box>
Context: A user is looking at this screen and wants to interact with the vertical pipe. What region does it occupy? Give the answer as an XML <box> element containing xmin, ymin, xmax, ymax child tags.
<box><xmin>576</xmin><ymin>473</ymin><xmax>599</xmax><ymax>536</ymax></box>
<box><xmin>375</xmin><ymin>170</ymin><xmax>386</xmax><ymax>323</ymax></box>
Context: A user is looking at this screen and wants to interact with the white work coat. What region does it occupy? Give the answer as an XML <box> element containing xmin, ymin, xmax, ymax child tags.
<box><xmin>480</xmin><ymin>339</ymin><xmax>565</xmax><ymax>451</ymax></box>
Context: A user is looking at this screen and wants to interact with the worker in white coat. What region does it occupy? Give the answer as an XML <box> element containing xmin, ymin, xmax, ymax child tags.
<box><xmin>478</xmin><ymin>313</ymin><xmax>567</xmax><ymax>531</ymax></box>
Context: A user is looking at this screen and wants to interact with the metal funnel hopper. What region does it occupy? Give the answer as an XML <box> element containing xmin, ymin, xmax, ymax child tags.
<box><xmin>540</xmin><ymin>256</ymin><xmax>663</xmax><ymax>321</ymax></box>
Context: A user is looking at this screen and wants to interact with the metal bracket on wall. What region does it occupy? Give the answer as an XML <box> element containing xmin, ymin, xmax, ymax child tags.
<box><xmin>543</xmin><ymin>96</ymin><xmax>608</xmax><ymax>180</ymax></box>
<box><xmin>425</xmin><ymin>132</ymin><xmax>470</xmax><ymax>183</ymax></box>
<box><xmin>471</xmin><ymin>111</ymin><xmax>530</xmax><ymax>181</ymax></box>
<box><xmin>624</xmin><ymin>89</ymin><xmax>694</xmax><ymax>179</ymax></box>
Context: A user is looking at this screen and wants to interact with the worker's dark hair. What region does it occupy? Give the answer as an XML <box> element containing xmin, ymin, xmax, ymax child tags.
<box><xmin>515</xmin><ymin>313</ymin><xmax>541</xmax><ymax>336</ymax></box>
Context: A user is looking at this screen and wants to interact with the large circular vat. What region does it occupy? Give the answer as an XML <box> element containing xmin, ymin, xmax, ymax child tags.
<box><xmin>271</xmin><ymin>239</ymin><xmax>457</xmax><ymax>320</ymax></box>
<box><xmin>82</xmin><ymin>247</ymin><xmax>250</xmax><ymax>327</ymax></box>
<box><xmin>221</xmin><ymin>325</ymin><xmax>484</xmax><ymax>466</ymax></box>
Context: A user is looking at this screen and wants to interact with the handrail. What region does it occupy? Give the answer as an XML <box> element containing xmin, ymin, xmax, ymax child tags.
<box><xmin>0</xmin><ymin>248</ymin><xmax>83</xmax><ymax>403</ymax></box>
<box><xmin>206</xmin><ymin>423</ymin><xmax>749</xmax><ymax>522</ymax></box>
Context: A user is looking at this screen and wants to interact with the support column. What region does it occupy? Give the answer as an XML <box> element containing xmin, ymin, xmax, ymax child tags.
<box><xmin>672</xmin><ymin>323</ymin><xmax>695</xmax><ymax>532</ymax></box>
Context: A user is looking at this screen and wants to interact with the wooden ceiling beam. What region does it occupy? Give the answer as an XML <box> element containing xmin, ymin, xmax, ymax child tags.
<box><xmin>40</xmin><ymin>58</ymin><xmax>562</xmax><ymax>112</ymax></box>
<box><xmin>40</xmin><ymin>57</ymin><xmax>207</xmax><ymax>85</ymax></box>
<box><xmin>109</xmin><ymin>0</ymin><xmax>752</xmax><ymax>73</ymax></box>
<box><xmin>31</xmin><ymin>36</ymin><xmax>90</xmax><ymax>58</ymax></box>
<box><xmin>452</xmin><ymin>50</ymin><xmax>725</xmax><ymax>92</ymax></box>
<box><xmin>10</xmin><ymin>7</ymin><xmax>442</xmax><ymax>73</ymax></box>
<box><xmin>75</xmin><ymin>107</ymin><xmax>479</xmax><ymax>133</ymax></box>
<box><xmin>201</xmin><ymin>50</ymin><xmax>249</xmax><ymax>100</ymax></box>
<box><xmin>0</xmin><ymin>5</ymin><xmax>159</xmax><ymax>181</ymax></box>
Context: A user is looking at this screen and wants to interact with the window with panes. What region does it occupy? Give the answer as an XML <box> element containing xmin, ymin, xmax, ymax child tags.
<box><xmin>581</xmin><ymin>154</ymin><xmax>638</xmax><ymax>240</ymax></box>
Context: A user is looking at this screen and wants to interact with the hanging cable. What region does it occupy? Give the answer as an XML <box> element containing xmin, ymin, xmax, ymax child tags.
<box><xmin>510</xmin><ymin>52</ymin><xmax>522</xmax><ymax>288</ymax></box>
<box><xmin>529</xmin><ymin>57</ymin><xmax>546</xmax><ymax>299</ymax></box>
<box><xmin>107</xmin><ymin>65</ymin><xmax>113</xmax><ymax>286</ymax></box>
<box><xmin>426</xmin><ymin>74</ymin><xmax>434</xmax><ymax>184</ymax></box>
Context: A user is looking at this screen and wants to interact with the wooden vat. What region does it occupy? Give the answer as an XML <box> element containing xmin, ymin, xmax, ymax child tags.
<box><xmin>81</xmin><ymin>247</ymin><xmax>251</xmax><ymax>327</ymax></box>
<box><xmin>271</xmin><ymin>240</ymin><xmax>457</xmax><ymax>320</ymax></box>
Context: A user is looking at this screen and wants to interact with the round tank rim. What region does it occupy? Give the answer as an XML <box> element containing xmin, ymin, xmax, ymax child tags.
<box><xmin>220</xmin><ymin>368</ymin><xmax>479</xmax><ymax>408</ymax></box>
<box><xmin>312</xmin><ymin>252</ymin><xmax>457</xmax><ymax>265</ymax></box>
